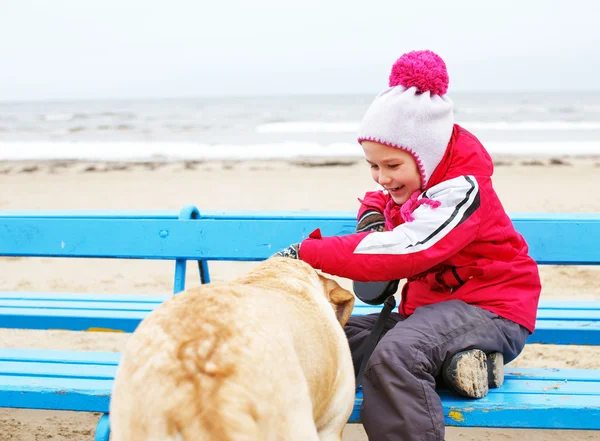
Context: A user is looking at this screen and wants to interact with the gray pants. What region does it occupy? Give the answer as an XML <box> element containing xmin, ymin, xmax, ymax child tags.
<box><xmin>345</xmin><ymin>300</ymin><xmax>529</xmax><ymax>441</ymax></box>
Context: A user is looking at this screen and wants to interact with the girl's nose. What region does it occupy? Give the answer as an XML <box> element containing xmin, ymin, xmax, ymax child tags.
<box><xmin>378</xmin><ymin>169</ymin><xmax>392</xmax><ymax>185</ymax></box>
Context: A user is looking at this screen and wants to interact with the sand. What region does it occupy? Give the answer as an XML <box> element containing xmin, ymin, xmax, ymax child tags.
<box><xmin>1</xmin><ymin>156</ymin><xmax>599</xmax><ymax>440</ymax></box>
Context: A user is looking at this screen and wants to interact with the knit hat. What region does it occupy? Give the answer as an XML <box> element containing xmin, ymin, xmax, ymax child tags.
<box><xmin>358</xmin><ymin>50</ymin><xmax>454</xmax><ymax>188</ymax></box>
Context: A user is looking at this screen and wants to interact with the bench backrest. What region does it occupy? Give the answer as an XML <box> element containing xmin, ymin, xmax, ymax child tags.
<box><xmin>2</xmin><ymin>206</ymin><xmax>600</xmax><ymax>264</ymax></box>
<box><xmin>1</xmin><ymin>206</ymin><xmax>600</xmax><ymax>342</ymax></box>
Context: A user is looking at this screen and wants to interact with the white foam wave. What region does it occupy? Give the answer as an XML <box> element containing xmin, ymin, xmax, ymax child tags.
<box><xmin>462</xmin><ymin>121</ymin><xmax>600</xmax><ymax>131</ymax></box>
<box><xmin>41</xmin><ymin>113</ymin><xmax>75</xmax><ymax>122</ymax></box>
<box><xmin>255</xmin><ymin>120</ymin><xmax>600</xmax><ymax>134</ymax></box>
<box><xmin>256</xmin><ymin>122</ymin><xmax>359</xmax><ymax>134</ymax></box>
<box><xmin>1</xmin><ymin>141</ymin><xmax>599</xmax><ymax>162</ymax></box>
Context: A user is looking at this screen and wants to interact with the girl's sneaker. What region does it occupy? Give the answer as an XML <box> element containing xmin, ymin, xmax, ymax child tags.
<box><xmin>442</xmin><ymin>349</ymin><xmax>504</xmax><ymax>398</ymax></box>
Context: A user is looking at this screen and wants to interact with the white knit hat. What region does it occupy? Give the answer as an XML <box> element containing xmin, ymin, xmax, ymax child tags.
<box><xmin>358</xmin><ymin>50</ymin><xmax>454</xmax><ymax>188</ymax></box>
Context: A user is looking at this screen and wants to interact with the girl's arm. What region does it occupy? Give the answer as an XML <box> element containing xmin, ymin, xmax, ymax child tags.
<box><xmin>299</xmin><ymin>175</ymin><xmax>481</xmax><ymax>282</ymax></box>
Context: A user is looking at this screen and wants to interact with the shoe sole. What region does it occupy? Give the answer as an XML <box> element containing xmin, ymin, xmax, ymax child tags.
<box><xmin>449</xmin><ymin>349</ymin><xmax>489</xmax><ymax>398</ymax></box>
<box><xmin>487</xmin><ymin>351</ymin><xmax>504</xmax><ymax>388</ymax></box>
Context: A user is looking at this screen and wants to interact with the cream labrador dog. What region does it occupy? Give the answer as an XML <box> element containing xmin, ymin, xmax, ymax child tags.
<box><xmin>110</xmin><ymin>257</ymin><xmax>356</xmax><ymax>441</ymax></box>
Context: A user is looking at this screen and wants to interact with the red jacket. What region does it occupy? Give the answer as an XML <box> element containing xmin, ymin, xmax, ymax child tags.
<box><xmin>299</xmin><ymin>125</ymin><xmax>541</xmax><ymax>333</ymax></box>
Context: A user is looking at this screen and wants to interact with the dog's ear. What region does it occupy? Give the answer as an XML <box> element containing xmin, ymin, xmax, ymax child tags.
<box><xmin>321</xmin><ymin>276</ymin><xmax>355</xmax><ymax>326</ymax></box>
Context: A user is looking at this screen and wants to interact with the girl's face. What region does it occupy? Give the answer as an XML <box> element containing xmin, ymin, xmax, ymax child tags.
<box><xmin>362</xmin><ymin>141</ymin><xmax>422</xmax><ymax>205</ymax></box>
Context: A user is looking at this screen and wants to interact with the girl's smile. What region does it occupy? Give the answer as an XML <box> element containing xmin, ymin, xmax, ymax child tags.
<box><xmin>361</xmin><ymin>141</ymin><xmax>422</xmax><ymax>205</ymax></box>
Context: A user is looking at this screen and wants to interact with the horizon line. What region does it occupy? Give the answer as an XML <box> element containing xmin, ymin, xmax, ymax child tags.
<box><xmin>2</xmin><ymin>89</ymin><xmax>600</xmax><ymax>105</ymax></box>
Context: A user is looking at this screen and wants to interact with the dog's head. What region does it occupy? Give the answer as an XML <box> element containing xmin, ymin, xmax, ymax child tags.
<box><xmin>317</xmin><ymin>274</ymin><xmax>355</xmax><ymax>326</ymax></box>
<box><xmin>241</xmin><ymin>257</ymin><xmax>355</xmax><ymax>326</ymax></box>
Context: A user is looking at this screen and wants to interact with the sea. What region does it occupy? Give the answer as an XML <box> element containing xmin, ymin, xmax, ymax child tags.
<box><xmin>1</xmin><ymin>91</ymin><xmax>600</xmax><ymax>162</ymax></box>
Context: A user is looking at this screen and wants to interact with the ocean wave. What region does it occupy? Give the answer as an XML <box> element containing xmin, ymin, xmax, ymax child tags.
<box><xmin>256</xmin><ymin>122</ymin><xmax>360</xmax><ymax>134</ymax></box>
<box><xmin>1</xmin><ymin>141</ymin><xmax>599</xmax><ymax>162</ymax></box>
<box><xmin>255</xmin><ymin>120</ymin><xmax>600</xmax><ymax>135</ymax></box>
<box><xmin>41</xmin><ymin>113</ymin><xmax>76</xmax><ymax>122</ymax></box>
<box><xmin>462</xmin><ymin>121</ymin><xmax>600</xmax><ymax>131</ymax></box>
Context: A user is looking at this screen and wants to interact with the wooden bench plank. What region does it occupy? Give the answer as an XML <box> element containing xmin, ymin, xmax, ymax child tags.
<box><xmin>2</xmin><ymin>361</ymin><xmax>598</xmax><ymax>396</ymax></box>
<box><xmin>2</xmin><ymin>298</ymin><xmax>599</xmax><ymax>319</ymax></box>
<box><xmin>1</xmin><ymin>308</ymin><xmax>599</xmax><ymax>344</ymax></box>
<box><xmin>1</xmin><ymin>348</ymin><xmax>598</xmax><ymax>430</ymax></box>
<box><xmin>352</xmin><ymin>388</ymin><xmax>600</xmax><ymax>428</ymax></box>
<box><xmin>0</xmin><ymin>361</ymin><xmax>116</xmax><ymax>379</ymax></box>
<box><xmin>0</xmin><ymin>210</ymin><xmax>181</xmax><ymax>219</ymax></box>
<box><xmin>0</xmin><ymin>349</ymin><xmax>120</xmax><ymax>365</ymax></box>
<box><xmin>0</xmin><ymin>293</ymin><xmax>171</xmax><ymax>302</ymax></box>
<box><xmin>0</xmin><ymin>375</ymin><xmax>112</xmax><ymax>412</ymax></box>
<box><xmin>2</xmin><ymin>215</ymin><xmax>600</xmax><ymax>263</ymax></box>
<box><xmin>3</xmin><ymin>349</ymin><xmax>598</xmax><ymax>380</ymax></box>
<box><xmin>2</xmin><ymin>293</ymin><xmax>599</xmax><ymax>313</ymax></box>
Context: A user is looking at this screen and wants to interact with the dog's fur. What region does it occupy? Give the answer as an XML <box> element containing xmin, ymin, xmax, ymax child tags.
<box><xmin>110</xmin><ymin>257</ymin><xmax>356</xmax><ymax>441</ymax></box>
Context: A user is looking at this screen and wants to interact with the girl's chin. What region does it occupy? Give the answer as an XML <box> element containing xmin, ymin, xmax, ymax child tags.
<box><xmin>390</xmin><ymin>194</ymin><xmax>409</xmax><ymax>205</ymax></box>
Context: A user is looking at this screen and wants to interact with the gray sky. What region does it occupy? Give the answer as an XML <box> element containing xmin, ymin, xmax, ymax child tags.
<box><xmin>1</xmin><ymin>0</ymin><xmax>599</xmax><ymax>101</ymax></box>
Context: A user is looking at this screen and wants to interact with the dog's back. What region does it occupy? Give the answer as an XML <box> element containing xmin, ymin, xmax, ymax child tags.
<box><xmin>110</xmin><ymin>259</ymin><xmax>355</xmax><ymax>441</ymax></box>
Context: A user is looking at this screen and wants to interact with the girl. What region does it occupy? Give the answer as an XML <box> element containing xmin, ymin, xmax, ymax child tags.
<box><xmin>277</xmin><ymin>49</ymin><xmax>541</xmax><ymax>441</ymax></box>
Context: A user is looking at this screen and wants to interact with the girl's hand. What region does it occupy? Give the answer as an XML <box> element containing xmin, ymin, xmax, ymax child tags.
<box><xmin>273</xmin><ymin>243</ymin><xmax>300</xmax><ymax>259</ymax></box>
<box><xmin>356</xmin><ymin>210</ymin><xmax>386</xmax><ymax>233</ymax></box>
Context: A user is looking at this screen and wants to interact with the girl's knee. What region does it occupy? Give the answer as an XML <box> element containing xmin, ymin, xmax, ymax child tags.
<box><xmin>366</xmin><ymin>339</ymin><xmax>416</xmax><ymax>374</ymax></box>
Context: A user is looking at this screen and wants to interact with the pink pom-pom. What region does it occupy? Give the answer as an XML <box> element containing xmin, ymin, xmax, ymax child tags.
<box><xmin>388</xmin><ymin>50</ymin><xmax>449</xmax><ymax>96</ymax></box>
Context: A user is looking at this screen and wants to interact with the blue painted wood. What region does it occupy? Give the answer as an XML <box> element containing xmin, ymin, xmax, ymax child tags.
<box><xmin>0</xmin><ymin>349</ymin><xmax>120</xmax><ymax>365</ymax></box>
<box><xmin>95</xmin><ymin>414</ymin><xmax>110</xmax><ymax>441</ymax></box>
<box><xmin>3</xmin><ymin>209</ymin><xmax>599</xmax><ymax>221</ymax></box>
<box><xmin>0</xmin><ymin>374</ymin><xmax>112</xmax><ymax>412</ymax></box>
<box><xmin>173</xmin><ymin>259</ymin><xmax>187</xmax><ymax>293</ymax></box>
<box><xmin>1</xmin><ymin>292</ymin><xmax>597</xmax><ymax>311</ymax></box>
<box><xmin>2</xmin><ymin>214</ymin><xmax>600</xmax><ymax>264</ymax></box>
<box><xmin>0</xmin><ymin>300</ymin><xmax>159</xmax><ymax>311</ymax></box>
<box><xmin>1</xmin><ymin>305</ymin><xmax>598</xmax><ymax>344</ymax></box>
<box><xmin>351</xmin><ymin>388</ymin><xmax>600</xmax><ymax>428</ymax></box>
<box><xmin>3</xmin><ymin>299</ymin><xmax>598</xmax><ymax>319</ymax></box>
<box><xmin>3</xmin><ymin>349</ymin><xmax>599</xmax><ymax>380</ymax></box>
<box><xmin>526</xmin><ymin>320</ymin><xmax>600</xmax><ymax>345</ymax></box>
<box><xmin>0</xmin><ymin>361</ymin><xmax>117</xmax><ymax>379</ymax></box>
<box><xmin>353</xmin><ymin>305</ymin><xmax>600</xmax><ymax>321</ymax></box>
<box><xmin>505</xmin><ymin>367</ymin><xmax>600</xmax><ymax>381</ymax></box>
<box><xmin>1</xmin><ymin>209</ymin><xmax>599</xmax><ymax>431</ymax></box>
<box><xmin>0</xmin><ymin>292</ymin><xmax>171</xmax><ymax>302</ymax></box>
<box><xmin>0</xmin><ymin>307</ymin><xmax>146</xmax><ymax>332</ymax></box>
<box><xmin>1</xmin><ymin>349</ymin><xmax>598</xmax><ymax>430</ymax></box>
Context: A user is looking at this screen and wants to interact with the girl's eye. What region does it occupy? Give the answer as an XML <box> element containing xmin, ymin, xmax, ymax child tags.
<box><xmin>388</xmin><ymin>164</ymin><xmax>399</xmax><ymax>169</ymax></box>
<box><xmin>370</xmin><ymin>164</ymin><xmax>378</xmax><ymax>169</ymax></box>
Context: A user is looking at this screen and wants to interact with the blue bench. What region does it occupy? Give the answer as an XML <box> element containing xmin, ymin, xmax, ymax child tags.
<box><xmin>1</xmin><ymin>206</ymin><xmax>599</xmax><ymax>440</ymax></box>
<box><xmin>0</xmin><ymin>293</ymin><xmax>598</xmax><ymax>345</ymax></box>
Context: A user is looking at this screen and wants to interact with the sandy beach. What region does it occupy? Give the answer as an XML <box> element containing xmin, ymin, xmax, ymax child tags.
<box><xmin>1</xmin><ymin>156</ymin><xmax>600</xmax><ymax>441</ymax></box>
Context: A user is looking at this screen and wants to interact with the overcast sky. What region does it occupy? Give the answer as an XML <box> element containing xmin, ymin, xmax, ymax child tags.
<box><xmin>1</xmin><ymin>0</ymin><xmax>599</xmax><ymax>101</ymax></box>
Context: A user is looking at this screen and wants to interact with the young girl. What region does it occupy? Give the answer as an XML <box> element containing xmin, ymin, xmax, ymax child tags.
<box><xmin>277</xmin><ymin>49</ymin><xmax>541</xmax><ymax>441</ymax></box>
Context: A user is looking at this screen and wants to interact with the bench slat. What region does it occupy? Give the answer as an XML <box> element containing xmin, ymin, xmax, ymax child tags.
<box><xmin>2</xmin><ymin>361</ymin><xmax>598</xmax><ymax>395</ymax></box>
<box><xmin>2</xmin><ymin>299</ymin><xmax>599</xmax><ymax>320</ymax></box>
<box><xmin>1</xmin><ymin>365</ymin><xmax>598</xmax><ymax>429</ymax></box>
<box><xmin>0</xmin><ymin>292</ymin><xmax>172</xmax><ymax>302</ymax></box>
<box><xmin>1</xmin><ymin>293</ymin><xmax>599</xmax><ymax>312</ymax></box>
<box><xmin>2</xmin><ymin>216</ymin><xmax>600</xmax><ymax>264</ymax></box>
<box><xmin>352</xmin><ymin>388</ymin><xmax>600</xmax><ymax>429</ymax></box>
<box><xmin>0</xmin><ymin>361</ymin><xmax>117</xmax><ymax>379</ymax></box>
<box><xmin>0</xmin><ymin>210</ymin><xmax>181</xmax><ymax>219</ymax></box>
<box><xmin>0</xmin><ymin>349</ymin><xmax>120</xmax><ymax>365</ymax></box>
<box><xmin>1</xmin><ymin>308</ymin><xmax>598</xmax><ymax>344</ymax></box>
<box><xmin>2</xmin><ymin>349</ymin><xmax>599</xmax><ymax>380</ymax></box>
<box><xmin>0</xmin><ymin>375</ymin><xmax>112</xmax><ymax>412</ymax></box>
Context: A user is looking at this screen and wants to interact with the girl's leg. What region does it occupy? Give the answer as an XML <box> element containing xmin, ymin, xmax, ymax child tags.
<box><xmin>360</xmin><ymin>300</ymin><xmax>529</xmax><ymax>441</ymax></box>
<box><xmin>344</xmin><ymin>312</ymin><xmax>403</xmax><ymax>377</ymax></box>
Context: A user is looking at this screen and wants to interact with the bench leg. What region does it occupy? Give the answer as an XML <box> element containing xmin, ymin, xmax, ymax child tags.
<box><xmin>94</xmin><ymin>413</ymin><xmax>110</xmax><ymax>441</ymax></box>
